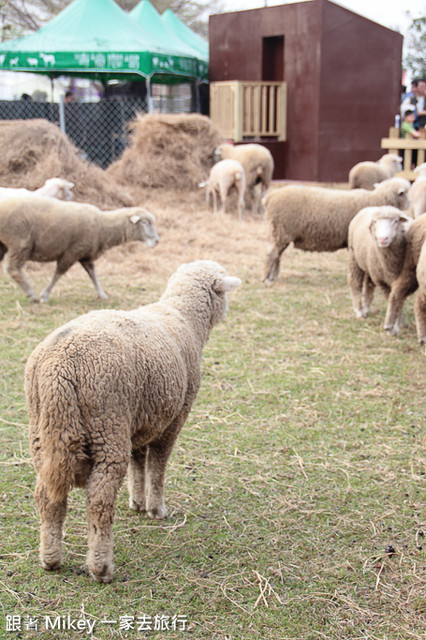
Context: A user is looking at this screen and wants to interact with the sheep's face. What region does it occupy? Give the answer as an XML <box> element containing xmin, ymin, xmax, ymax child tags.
<box><xmin>370</xmin><ymin>215</ymin><xmax>411</xmax><ymax>248</ymax></box>
<box><xmin>128</xmin><ymin>208</ymin><xmax>159</xmax><ymax>247</ymax></box>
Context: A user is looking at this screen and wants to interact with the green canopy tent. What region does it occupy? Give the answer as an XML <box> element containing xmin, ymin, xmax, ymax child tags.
<box><xmin>161</xmin><ymin>9</ymin><xmax>209</xmax><ymax>64</ymax></box>
<box><xmin>0</xmin><ymin>0</ymin><xmax>204</xmax><ymax>102</ymax></box>
<box><xmin>129</xmin><ymin>0</ymin><xmax>208</xmax><ymax>81</ymax></box>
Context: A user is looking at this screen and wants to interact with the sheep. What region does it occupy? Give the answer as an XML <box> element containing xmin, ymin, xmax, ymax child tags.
<box><xmin>215</xmin><ymin>142</ymin><xmax>274</xmax><ymax>214</ymax></box>
<box><xmin>414</xmin><ymin>241</ymin><xmax>426</xmax><ymax>344</ymax></box>
<box><xmin>347</xmin><ymin>206</ymin><xmax>412</xmax><ymax>319</ymax></box>
<box><xmin>0</xmin><ymin>177</ymin><xmax>74</xmax><ymax>202</ymax></box>
<box><xmin>0</xmin><ymin>197</ymin><xmax>158</xmax><ymax>303</ymax></box>
<box><xmin>263</xmin><ymin>177</ymin><xmax>411</xmax><ymax>285</ymax></box>
<box><xmin>201</xmin><ymin>158</ymin><xmax>246</xmax><ymax>220</ymax></box>
<box><xmin>409</xmin><ymin>164</ymin><xmax>426</xmax><ymax>219</ymax></box>
<box><xmin>348</xmin><ymin>154</ymin><xmax>402</xmax><ymax>190</ymax></box>
<box><xmin>25</xmin><ymin>260</ymin><xmax>241</xmax><ymax>583</ymax></box>
<box><xmin>384</xmin><ymin>215</ymin><xmax>426</xmax><ymax>337</ymax></box>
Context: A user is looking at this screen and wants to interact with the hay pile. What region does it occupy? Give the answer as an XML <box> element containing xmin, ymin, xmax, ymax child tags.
<box><xmin>106</xmin><ymin>113</ymin><xmax>222</xmax><ymax>192</ymax></box>
<box><xmin>0</xmin><ymin>119</ymin><xmax>133</xmax><ymax>209</ymax></box>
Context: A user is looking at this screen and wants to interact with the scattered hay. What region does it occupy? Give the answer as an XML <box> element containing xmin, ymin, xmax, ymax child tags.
<box><xmin>0</xmin><ymin>119</ymin><xmax>134</xmax><ymax>209</ymax></box>
<box><xmin>106</xmin><ymin>113</ymin><xmax>221</xmax><ymax>193</ymax></box>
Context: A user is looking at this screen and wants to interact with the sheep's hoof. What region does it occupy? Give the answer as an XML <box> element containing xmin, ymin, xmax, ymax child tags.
<box><xmin>147</xmin><ymin>505</ymin><xmax>168</xmax><ymax>520</ymax></box>
<box><xmin>129</xmin><ymin>497</ymin><xmax>146</xmax><ymax>512</ymax></box>
<box><xmin>89</xmin><ymin>564</ymin><xmax>113</xmax><ymax>584</ymax></box>
<box><xmin>384</xmin><ymin>325</ymin><xmax>399</xmax><ymax>336</ymax></box>
<box><xmin>98</xmin><ymin>292</ymin><xmax>109</xmax><ymax>301</ymax></box>
<box><xmin>29</xmin><ymin>295</ymin><xmax>40</xmax><ymax>303</ymax></box>
<box><xmin>41</xmin><ymin>557</ymin><xmax>62</xmax><ymax>571</ymax></box>
<box><xmin>263</xmin><ymin>277</ymin><xmax>276</xmax><ymax>287</ymax></box>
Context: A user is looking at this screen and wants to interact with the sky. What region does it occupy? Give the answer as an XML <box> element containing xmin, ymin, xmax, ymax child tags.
<box><xmin>220</xmin><ymin>0</ymin><xmax>426</xmax><ymax>35</ymax></box>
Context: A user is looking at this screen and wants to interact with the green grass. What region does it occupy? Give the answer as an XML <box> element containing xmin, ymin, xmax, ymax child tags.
<box><xmin>0</xmin><ymin>252</ymin><xmax>424</xmax><ymax>640</ymax></box>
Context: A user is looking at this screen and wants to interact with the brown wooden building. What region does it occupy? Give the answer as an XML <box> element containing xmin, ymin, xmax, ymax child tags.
<box><xmin>209</xmin><ymin>0</ymin><xmax>403</xmax><ymax>182</ymax></box>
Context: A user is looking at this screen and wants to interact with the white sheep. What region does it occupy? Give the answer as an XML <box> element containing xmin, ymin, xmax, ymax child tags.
<box><xmin>348</xmin><ymin>206</ymin><xmax>412</xmax><ymax>319</ymax></box>
<box><xmin>409</xmin><ymin>164</ymin><xmax>426</xmax><ymax>219</ymax></box>
<box><xmin>202</xmin><ymin>158</ymin><xmax>246</xmax><ymax>220</ymax></box>
<box><xmin>25</xmin><ymin>260</ymin><xmax>241</xmax><ymax>582</ymax></box>
<box><xmin>348</xmin><ymin>154</ymin><xmax>402</xmax><ymax>190</ymax></box>
<box><xmin>263</xmin><ymin>178</ymin><xmax>411</xmax><ymax>285</ymax></box>
<box><xmin>384</xmin><ymin>215</ymin><xmax>426</xmax><ymax>337</ymax></box>
<box><xmin>215</xmin><ymin>142</ymin><xmax>274</xmax><ymax>214</ymax></box>
<box><xmin>0</xmin><ymin>178</ymin><xmax>74</xmax><ymax>202</ymax></box>
<box><xmin>0</xmin><ymin>197</ymin><xmax>158</xmax><ymax>303</ymax></box>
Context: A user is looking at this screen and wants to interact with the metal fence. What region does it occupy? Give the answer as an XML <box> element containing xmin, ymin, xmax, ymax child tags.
<box><xmin>0</xmin><ymin>97</ymin><xmax>150</xmax><ymax>168</ymax></box>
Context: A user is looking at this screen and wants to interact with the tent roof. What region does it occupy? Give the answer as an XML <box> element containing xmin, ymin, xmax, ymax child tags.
<box><xmin>161</xmin><ymin>9</ymin><xmax>209</xmax><ymax>62</ymax></box>
<box><xmin>0</xmin><ymin>0</ymin><xmax>202</xmax><ymax>82</ymax></box>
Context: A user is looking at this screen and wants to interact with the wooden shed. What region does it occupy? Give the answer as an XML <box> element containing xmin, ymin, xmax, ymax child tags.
<box><xmin>209</xmin><ymin>0</ymin><xmax>403</xmax><ymax>182</ymax></box>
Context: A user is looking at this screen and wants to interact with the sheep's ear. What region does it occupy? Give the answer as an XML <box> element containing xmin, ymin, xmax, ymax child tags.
<box><xmin>397</xmin><ymin>188</ymin><xmax>407</xmax><ymax>196</ymax></box>
<box><xmin>129</xmin><ymin>214</ymin><xmax>141</xmax><ymax>224</ymax></box>
<box><xmin>213</xmin><ymin>276</ymin><xmax>242</xmax><ymax>293</ymax></box>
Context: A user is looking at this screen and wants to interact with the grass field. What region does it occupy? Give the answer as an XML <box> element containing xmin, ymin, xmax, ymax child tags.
<box><xmin>0</xmin><ymin>191</ymin><xmax>424</xmax><ymax>640</ymax></box>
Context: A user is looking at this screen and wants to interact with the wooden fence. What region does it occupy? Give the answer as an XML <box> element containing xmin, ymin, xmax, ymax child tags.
<box><xmin>381</xmin><ymin>127</ymin><xmax>426</xmax><ymax>180</ymax></box>
<box><xmin>210</xmin><ymin>81</ymin><xmax>287</xmax><ymax>142</ymax></box>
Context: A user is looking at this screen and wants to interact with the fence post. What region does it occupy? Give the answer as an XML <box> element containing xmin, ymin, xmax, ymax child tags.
<box><xmin>58</xmin><ymin>95</ymin><xmax>66</xmax><ymax>134</ymax></box>
<box><xmin>233</xmin><ymin>81</ymin><xmax>243</xmax><ymax>142</ymax></box>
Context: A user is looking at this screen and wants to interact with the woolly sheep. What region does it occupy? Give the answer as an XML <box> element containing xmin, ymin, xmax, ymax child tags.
<box><xmin>25</xmin><ymin>260</ymin><xmax>241</xmax><ymax>582</ymax></box>
<box><xmin>215</xmin><ymin>143</ymin><xmax>274</xmax><ymax>214</ymax></box>
<box><xmin>0</xmin><ymin>177</ymin><xmax>74</xmax><ymax>201</ymax></box>
<box><xmin>202</xmin><ymin>158</ymin><xmax>246</xmax><ymax>220</ymax></box>
<box><xmin>0</xmin><ymin>197</ymin><xmax>158</xmax><ymax>303</ymax></box>
<box><xmin>384</xmin><ymin>215</ymin><xmax>426</xmax><ymax>338</ymax></box>
<box><xmin>263</xmin><ymin>178</ymin><xmax>411</xmax><ymax>285</ymax></box>
<box><xmin>348</xmin><ymin>206</ymin><xmax>412</xmax><ymax>319</ymax></box>
<box><xmin>409</xmin><ymin>164</ymin><xmax>426</xmax><ymax>219</ymax></box>
<box><xmin>348</xmin><ymin>154</ymin><xmax>402</xmax><ymax>190</ymax></box>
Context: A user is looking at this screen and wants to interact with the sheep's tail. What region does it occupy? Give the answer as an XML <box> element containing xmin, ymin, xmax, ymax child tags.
<box><xmin>31</xmin><ymin>376</ymin><xmax>86</xmax><ymax>503</ymax></box>
<box><xmin>0</xmin><ymin>242</ymin><xmax>7</xmax><ymax>262</ymax></box>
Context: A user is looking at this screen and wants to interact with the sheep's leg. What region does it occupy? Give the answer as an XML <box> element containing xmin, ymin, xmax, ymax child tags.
<box><xmin>80</xmin><ymin>260</ymin><xmax>108</xmax><ymax>300</ymax></box>
<box><xmin>263</xmin><ymin>242</ymin><xmax>289</xmax><ymax>285</ymax></box>
<box><xmin>35</xmin><ymin>478</ymin><xmax>67</xmax><ymax>571</ymax></box>
<box><xmin>145</xmin><ymin>422</ymin><xmax>184</xmax><ymax>520</ymax></box>
<box><xmin>348</xmin><ymin>253</ymin><xmax>366</xmax><ymax>317</ymax></box>
<box><xmin>0</xmin><ymin>242</ymin><xmax>7</xmax><ymax>262</ymax></box>
<box><xmin>39</xmin><ymin>255</ymin><xmax>75</xmax><ymax>303</ymax></box>
<box><xmin>211</xmin><ymin>188</ymin><xmax>219</xmax><ymax>215</ymax></box>
<box><xmin>86</xmin><ymin>460</ymin><xmax>128</xmax><ymax>583</ymax></box>
<box><xmin>361</xmin><ymin>274</ymin><xmax>376</xmax><ymax>317</ymax></box>
<box><xmin>128</xmin><ymin>447</ymin><xmax>147</xmax><ymax>511</ymax></box>
<box><xmin>414</xmin><ymin>289</ymin><xmax>426</xmax><ymax>344</ymax></box>
<box><xmin>384</xmin><ymin>268</ymin><xmax>418</xmax><ymax>335</ymax></box>
<box><xmin>5</xmin><ymin>251</ymin><xmax>38</xmax><ymax>302</ymax></box>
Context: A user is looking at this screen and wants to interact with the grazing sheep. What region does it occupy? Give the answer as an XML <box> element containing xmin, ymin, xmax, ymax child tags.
<box><xmin>202</xmin><ymin>158</ymin><xmax>246</xmax><ymax>220</ymax></box>
<box><xmin>264</xmin><ymin>178</ymin><xmax>411</xmax><ymax>285</ymax></box>
<box><xmin>409</xmin><ymin>165</ymin><xmax>426</xmax><ymax>219</ymax></box>
<box><xmin>25</xmin><ymin>260</ymin><xmax>241</xmax><ymax>582</ymax></box>
<box><xmin>0</xmin><ymin>177</ymin><xmax>74</xmax><ymax>201</ymax></box>
<box><xmin>384</xmin><ymin>215</ymin><xmax>426</xmax><ymax>337</ymax></box>
<box><xmin>348</xmin><ymin>154</ymin><xmax>402</xmax><ymax>190</ymax></box>
<box><xmin>348</xmin><ymin>206</ymin><xmax>412</xmax><ymax>318</ymax></box>
<box><xmin>215</xmin><ymin>143</ymin><xmax>274</xmax><ymax>214</ymax></box>
<box><xmin>0</xmin><ymin>197</ymin><xmax>158</xmax><ymax>302</ymax></box>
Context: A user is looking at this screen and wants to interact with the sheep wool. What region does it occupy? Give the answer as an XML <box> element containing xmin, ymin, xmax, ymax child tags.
<box><xmin>263</xmin><ymin>177</ymin><xmax>411</xmax><ymax>284</ymax></box>
<box><xmin>384</xmin><ymin>215</ymin><xmax>426</xmax><ymax>338</ymax></box>
<box><xmin>204</xmin><ymin>158</ymin><xmax>246</xmax><ymax>220</ymax></box>
<box><xmin>348</xmin><ymin>154</ymin><xmax>402</xmax><ymax>190</ymax></box>
<box><xmin>0</xmin><ymin>197</ymin><xmax>158</xmax><ymax>302</ymax></box>
<box><xmin>348</xmin><ymin>206</ymin><xmax>412</xmax><ymax>319</ymax></box>
<box><xmin>0</xmin><ymin>177</ymin><xmax>74</xmax><ymax>202</ymax></box>
<box><xmin>25</xmin><ymin>260</ymin><xmax>241</xmax><ymax>583</ymax></box>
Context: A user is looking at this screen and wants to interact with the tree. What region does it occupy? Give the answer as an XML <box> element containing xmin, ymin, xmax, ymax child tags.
<box><xmin>403</xmin><ymin>12</ymin><xmax>426</xmax><ymax>80</ymax></box>
<box><xmin>0</xmin><ymin>0</ymin><xmax>222</xmax><ymax>40</ymax></box>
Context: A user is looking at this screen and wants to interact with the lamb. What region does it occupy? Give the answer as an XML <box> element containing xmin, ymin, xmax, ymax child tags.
<box><xmin>0</xmin><ymin>177</ymin><xmax>74</xmax><ymax>201</ymax></box>
<box><xmin>25</xmin><ymin>260</ymin><xmax>241</xmax><ymax>582</ymax></box>
<box><xmin>263</xmin><ymin>177</ymin><xmax>411</xmax><ymax>285</ymax></box>
<box><xmin>409</xmin><ymin>164</ymin><xmax>426</xmax><ymax>219</ymax></box>
<box><xmin>347</xmin><ymin>206</ymin><xmax>412</xmax><ymax>319</ymax></box>
<box><xmin>202</xmin><ymin>158</ymin><xmax>246</xmax><ymax>220</ymax></box>
<box><xmin>215</xmin><ymin>142</ymin><xmax>274</xmax><ymax>214</ymax></box>
<box><xmin>384</xmin><ymin>215</ymin><xmax>426</xmax><ymax>338</ymax></box>
<box><xmin>348</xmin><ymin>154</ymin><xmax>402</xmax><ymax>190</ymax></box>
<box><xmin>0</xmin><ymin>197</ymin><xmax>158</xmax><ymax>303</ymax></box>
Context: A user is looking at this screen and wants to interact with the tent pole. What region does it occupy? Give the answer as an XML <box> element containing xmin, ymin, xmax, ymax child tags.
<box><xmin>195</xmin><ymin>80</ymin><xmax>200</xmax><ymax>113</ymax></box>
<box><xmin>146</xmin><ymin>76</ymin><xmax>153</xmax><ymax>113</ymax></box>
<box><xmin>50</xmin><ymin>75</ymin><xmax>54</xmax><ymax>103</ymax></box>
